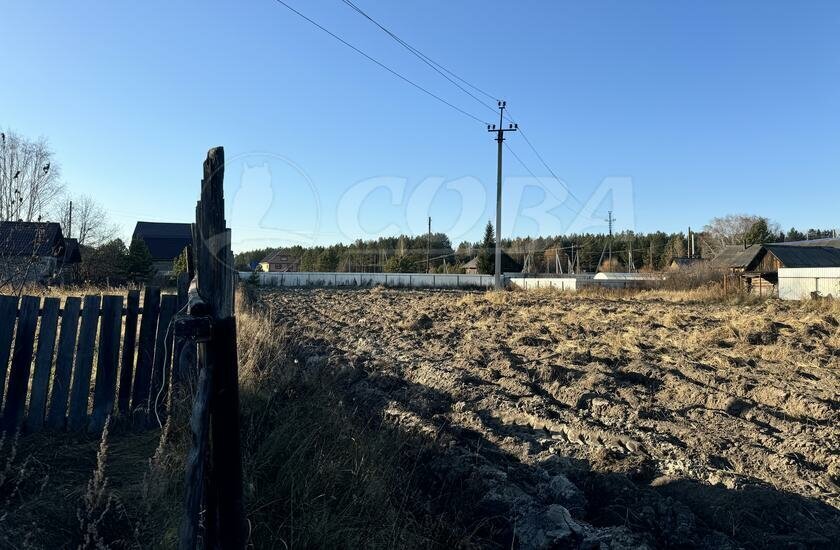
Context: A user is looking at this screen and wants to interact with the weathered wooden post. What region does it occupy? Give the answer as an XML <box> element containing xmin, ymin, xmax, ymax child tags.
<box><xmin>179</xmin><ymin>147</ymin><xmax>245</xmax><ymax>549</ymax></box>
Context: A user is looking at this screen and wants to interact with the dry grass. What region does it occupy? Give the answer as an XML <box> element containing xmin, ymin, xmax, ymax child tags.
<box><xmin>2</xmin><ymin>284</ymin><xmax>838</xmax><ymax>547</ymax></box>
<box><xmin>0</xmin><ymin>288</ymin><xmax>471</xmax><ymax>549</ymax></box>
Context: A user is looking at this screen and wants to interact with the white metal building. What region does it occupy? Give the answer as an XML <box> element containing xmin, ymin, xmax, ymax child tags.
<box><xmin>507</xmin><ymin>277</ymin><xmax>595</xmax><ymax>291</ymax></box>
<box><xmin>778</xmin><ymin>268</ymin><xmax>840</xmax><ymax>300</ymax></box>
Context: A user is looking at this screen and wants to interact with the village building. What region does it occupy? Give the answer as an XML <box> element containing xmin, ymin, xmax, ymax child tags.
<box><xmin>259</xmin><ymin>249</ymin><xmax>300</xmax><ymax>272</ymax></box>
<box><xmin>668</xmin><ymin>257</ymin><xmax>708</xmax><ymax>271</ymax></box>
<box><xmin>707</xmin><ymin>244</ymin><xmax>764</xmax><ymax>275</ymax></box>
<box><xmin>131</xmin><ymin>221</ymin><xmax>193</xmax><ymax>275</ymax></box>
<box><xmin>710</xmin><ymin>242</ymin><xmax>840</xmax><ymax>295</ymax></box>
<box><xmin>463</xmin><ymin>252</ymin><xmax>523</xmax><ymax>275</ymax></box>
<box><xmin>0</xmin><ymin>221</ymin><xmax>77</xmax><ymax>283</ymax></box>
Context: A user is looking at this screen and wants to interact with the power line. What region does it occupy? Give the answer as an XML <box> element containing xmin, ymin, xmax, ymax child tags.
<box><xmin>505</xmin><ymin>110</ymin><xmax>586</xmax><ymax>209</ymax></box>
<box><xmin>503</xmin><ymin>142</ymin><xmax>579</xmax><ymax>215</ymax></box>
<box><xmin>278</xmin><ymin>0</ymin><xmax>586</xmax><ymax>215</ymax></box>
<box><xmin>340</xmin><ymin>0</ymin><xmax>501</xmax><ymax>115</ymax></box>
<box><xmin>271</xmin><ymin>0</ymin><xmax>488</xmax><ymax>125</ymax></box>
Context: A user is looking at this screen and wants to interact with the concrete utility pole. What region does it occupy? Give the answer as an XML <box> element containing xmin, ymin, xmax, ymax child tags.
<box><xmin>488</xmin><ymin>100</ymin><xmax>517</xmax><ymax>289</ymax></box>
<box><xmin>426</xmin><ymin>216</ymin><xmax>431</xmax><ymax>273</ymax></box>
<box><xmin>606</xmin><ymin>210</ymin><xmax>615</xmax><ymax>270</ymax></box>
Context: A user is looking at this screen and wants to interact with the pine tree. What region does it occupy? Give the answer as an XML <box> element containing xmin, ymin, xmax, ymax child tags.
<box><xmin>744</xmin><ymin>219</ymin><xmax>775</xmax><ymax>245</ymax></box>
<box><xmin>477</xmin><ymin>221</ymin><xmax>495</xmax><ymax>275</ymax></box>
<box><xmin>126</xmin><ymin>238</ymin><xmax>155</xmax><ymax>283</ymax></box>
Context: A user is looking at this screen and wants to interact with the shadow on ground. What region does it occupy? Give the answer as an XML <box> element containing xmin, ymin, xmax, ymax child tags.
<box><xmin>271</xmin><ymin>327</ymin><xmax>840</xmax><ymax>549</ymax></box>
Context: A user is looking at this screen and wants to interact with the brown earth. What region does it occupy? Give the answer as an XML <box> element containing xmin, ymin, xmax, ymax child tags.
<box><xmin>257</xmin><ymin>287</ymin><xmax>840</xmax><ymax>549</ymax></box>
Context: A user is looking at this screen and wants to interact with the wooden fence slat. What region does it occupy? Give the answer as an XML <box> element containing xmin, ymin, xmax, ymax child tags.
<box><xmin>46</xmin><ymin>297</ymin><xmax>82</xmax><ymax>430</ymax></box>
<box><xmin>0</xmin><ymin>295</ymin><xmax>19</xmax><ymax>414</ymax></box>
<box><xmin>132</xmin><ymin>287</ymin><xmax>160</xmax><ymax>411</ymax></box>
<box><xmin>2</xmin><ymin>296</ymin><xmax>40</xmax><ymax>431</ymax></box>
<box><xmin>89</xmin><ymin>295</ymin><xmax>123</xmax><ymax>432</ymax></box>
<box><xmin>118</xmin><ymin>289</ymin><xmax>140</xmax><ymax>415</ymax></box>
<box><xmin>67</xmin><ymin>295</ymin><xmax>102</xmax><ymax>431</ymax></box>
<box><xmin>149</xmin><ymin>294</ymin><xmax>178</xmax><ymax>422</ymax></box>
<box><xmin>25</xmin><ymin>297</ymin><xmax>60</xmax><ymax>431</ymax></box>
<box><xmin>174</xmin><ymin>273</ymin><xmax>197</xmax><ymax>388</ymax></box>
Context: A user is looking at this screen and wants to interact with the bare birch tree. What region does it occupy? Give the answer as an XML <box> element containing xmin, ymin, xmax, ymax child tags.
<box><xmin>703</xmin><ymin>214</ymin><xmax>780</xmax><ymax>253</ymax></box>
<box><xmin>0</xmin><ymin>129</ymin><xmax>64</xmax><ymax>222</ymax></box>
<box><xmin>53</xmin><ymin>193</ymin><xmax>119</xmax><ymax>247</ymax></box>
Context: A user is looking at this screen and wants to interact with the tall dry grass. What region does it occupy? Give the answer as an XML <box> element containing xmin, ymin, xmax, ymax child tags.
<box><xmin>0</xmin><ymin>286</ymin><xmax>465</xmax><ymax>548</ymax></box>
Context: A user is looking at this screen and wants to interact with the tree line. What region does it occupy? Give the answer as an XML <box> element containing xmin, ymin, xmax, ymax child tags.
<box><xmin>235</xmin><ymin>215</ymin><xmax>837</xmax><ymax>275</ymax></box>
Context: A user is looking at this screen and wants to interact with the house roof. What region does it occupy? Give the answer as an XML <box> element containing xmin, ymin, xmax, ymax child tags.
<box><xmin>260</xmin><ymin>249</ymin><xmax>299</xmax><ymax>264</ymax></box>
<box><xmin>760</xmin><ymin>245</ymin><xmax>840</xmax><ymax>268</ymax></box>
<box><xmin>132</xmin><ymin>221</ymin><xmax>192</xmax><ymax>260</ymax></box>
<box><xmin>0</xmin><ymin>221</ymin><xmax>65</xmax><ymax>257</ymax></box>
<box><xmin>670</xmin><ymin>257</ymin><xmax>707</xmax><ymax>267</ymax></box>
<box><xmin>464</xmin><ymin>252</ymin><xmax>523</xmax><ymax>272</ymax></box>
<box><xmin>782</xmin><ymin>238</ymin><xmax>840</xmax><ymax>248</ymax></box>
<box><xmin>708</xmin><ymin>244</ymin><xmax>763</xmax><ymax>269</ymax></box>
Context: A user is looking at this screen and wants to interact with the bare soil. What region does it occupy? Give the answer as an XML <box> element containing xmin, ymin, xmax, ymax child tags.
<box><xmin>258</xmin><ymin>287</ymin><xmax>840</xmax><ymax>549</ymax></box>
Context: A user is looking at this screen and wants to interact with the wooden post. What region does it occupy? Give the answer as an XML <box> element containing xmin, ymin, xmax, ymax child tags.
<box><xmin>179</xmin><ymin>146</ymin><xmax>245</xmax><ymax>549</ymax></box>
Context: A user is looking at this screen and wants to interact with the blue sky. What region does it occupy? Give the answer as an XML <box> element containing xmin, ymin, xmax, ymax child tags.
<box><xmin>2</xmin><ymin>1</ymin><xmax>838</xmax><ymax>250</ymax></box>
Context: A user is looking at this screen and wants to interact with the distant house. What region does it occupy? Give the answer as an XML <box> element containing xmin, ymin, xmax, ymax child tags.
<box><xmin>132</xmin><ymin>221</ymin><xmax>192</xmax><ymax>275</ymax></box>
<box><xmin>708</xmin><ymin>244</ymin><xmax>764</xmax><ymax>274</ymax></box>
<box><xmin>712</xmin><ymin>243</ymin><xmax>840</xmax><ymax>295</ymax></box>
<box><xmin>259</xmin><ymin>249</ymin><xmax>300</xmax><ymax>272</ymax></box>
<box><xmin>463</xmin><ymin>252</ymin><xmax>523</xmax><ymax>275</ymax></box>
<box><xmin>668</xmin><ymin>257</ymin><xmax>708</xmax><ymax>271</ymax></box>
<box><xmin>0</xmin><ymin>221</ymin><xmax>71</xmax><ymax>283</ymax></box>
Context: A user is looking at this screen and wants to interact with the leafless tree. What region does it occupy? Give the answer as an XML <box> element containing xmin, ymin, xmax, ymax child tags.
<box><xmin>0</xmin><ymin>129</ymin><xmax>64</xmax><ymax>222</ymax></box>
<box><xmin>53</xmin><ymin>193</ymin><xmax>119</xmax><ymax>247</ymax></box>
<box><xmin>0</xmin><ymin>128</ymin><xmax>68</xmax><ymax>294</ymax></box>
<box><xmin>703</xmin><ymin>214</ymin><xmax>780</xmax><ymax>254</ymax></box>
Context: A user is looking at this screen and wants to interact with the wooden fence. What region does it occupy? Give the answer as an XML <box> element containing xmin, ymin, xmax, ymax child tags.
<box><xmin>0</xmin><ymin>286</ymin><xmax>185</xmax><ymax>434</ymax></box>
<box><xmin>0</xmin><ymin>146</ymin><xmax>246</xmax><ymax>549</ymax></box>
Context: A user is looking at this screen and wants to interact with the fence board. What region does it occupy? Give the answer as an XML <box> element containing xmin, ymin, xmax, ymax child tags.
<box><xmin>149</xmin><ymin>294</ymin><xmax>177</xmax><ymax>422</ymax></box>
<box><xmin>89</xmin><ymin>295</ymin><xmax>123</xmax><ymax>432</ymax></box>
<box><xmin>0</xmin><ymin>295</ymin><xmax>19</xmax><ymax>413</ymax></box>
<box><xmin>132</xmin><ymin>287</ymin><xmax>160</xmax><ymax>412</ymax></box>
<box><xmin>2</xmin><ymin>296</ymin><xmax>40</xmax><ymax>431</ymax></box>
<box><xmin>46</xmin><ymin>297</ymin><xmax>82</xmax><ymax>429</ymax></box>
<box><xmin>67</xmin><ymin>295</ymin><xmax>102</xmax><ymax>431</ymax></box>
<box><xmin>26</xmin><ymin>297</ymin><xmax>60</xmax><ymax>431</ymax></box>
<box><xmin>118</xmin><ymin>290</ymin><xmax>140</xmax><ymax>415</ymax></box>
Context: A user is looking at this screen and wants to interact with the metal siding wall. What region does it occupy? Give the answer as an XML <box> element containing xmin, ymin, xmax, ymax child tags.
<box><xmin>778</xmin><ymin>268</ymin><xmax>840</xmax><ymax>300</ymax></box>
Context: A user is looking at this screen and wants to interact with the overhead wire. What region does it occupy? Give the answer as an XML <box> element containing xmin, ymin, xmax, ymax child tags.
<box><xmin>271</xmin><ymin>0</ymin><xmax>489</xmax><ymax>125</ymax></box>
<box><xmin>274</xmin><ymin>0</ymin><xmax>596</xmax><ymax>236</ymax></box>
<box><xmin>340</xmin><ymin>0</ymin><xmax>501</xmax><ymax>116</ymax></box>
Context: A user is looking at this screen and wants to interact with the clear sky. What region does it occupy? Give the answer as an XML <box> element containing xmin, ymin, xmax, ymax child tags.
<box><xmin>2</xmin><ymin>1</ymin><xmax>838</xmax><ymax>251</ymax></box>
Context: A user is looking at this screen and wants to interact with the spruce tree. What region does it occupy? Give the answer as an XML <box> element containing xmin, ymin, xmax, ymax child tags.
<box><xmin>477</xmin><ymin>221</ymin><xmax>495</xmax><ymax>275</ymax></box>
<box><xmin>126</xmin><ymin>238</ymin><xmax>155</xmax><ymax>283</ymax></box>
